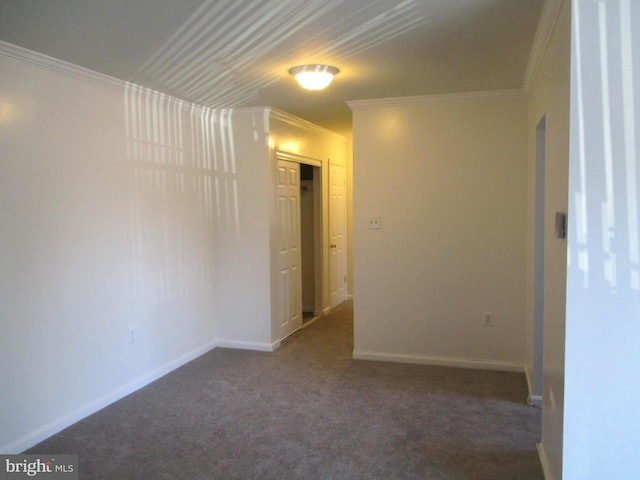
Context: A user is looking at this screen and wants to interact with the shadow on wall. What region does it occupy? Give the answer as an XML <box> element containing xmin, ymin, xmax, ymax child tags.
<box><xmin>570</xmin><ymin>0</ymin><xmax>639</xmax><ymax>293</ymax></box>
<box><xmin>124</xmin><ymin>84</ymin><xmax>240</xmax><ymax>309</ymax></box>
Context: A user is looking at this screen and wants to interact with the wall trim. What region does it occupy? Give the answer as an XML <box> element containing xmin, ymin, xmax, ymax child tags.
<box><xmin>346</xmin><ymin>89</ymin><xmax>526</xmax><ymax>111</ymax></box>
<box><xmin>528</xmin><ymin>394</ymin><xmax>543</xmax><ymax>407</ymax></box>
<box><xmin>0</xmin><ymin>40</ymin><xmax>126</xmax><ymax>92</ymax></box>
<box><xmin>266</xmin><ymin>107</ymin><xmax>347</xmax><ymax>141</ymax></box>
<box><xmin>525</xmin><ymin>368</ymin><xmax>543</xmax><ymax>406</ymax></box>
<box><xmin>0</xmin><ymin>40</ymin><xmax>235</xmax><ymax>118</ymax></box>
<box><xmin>276</xmin><ymin>150</ymin><xmax>323</xmax><ymax>167</ymax></box>
<box><xmin>352</xmin><ymin>350</ymin><xmax>523</xmax><ymax>373</ymax></box>
<box><xmin>523</xmin><ymin>0</ymin><xmax>565</xmax><ymax>93</ymax></box>
<box><xmin>1</xmin><ymin>341</ymin><xmax>217</xmax><ymax>454</ymax></box>
<box><xmin>216</xmin><ymin>339</ymin><xmax>280</xmax><ymax>352</ymax></box>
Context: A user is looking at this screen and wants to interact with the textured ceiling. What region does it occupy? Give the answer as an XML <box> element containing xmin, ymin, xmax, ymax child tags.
<box><xmin>0</xmin><ymin>0</ymin><xmax>543</xmax><ymax>136</ymax></box>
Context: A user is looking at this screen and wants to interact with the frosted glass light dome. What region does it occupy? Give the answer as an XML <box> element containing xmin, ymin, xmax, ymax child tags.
<box><xmin>289</xmin><ymin>65</ymin><xmax>339</xmax><ymax>91</ymax></box>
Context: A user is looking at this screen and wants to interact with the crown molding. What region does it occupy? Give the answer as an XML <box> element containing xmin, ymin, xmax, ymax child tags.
<box><xmin>347</xmin><ymin>89</ymin><xmax>526</xmax><ymax>110</ymax></box>
<box><xmin>275</xmin><ymin>150</ymin><xmax>322</xmax><ymax>167</ymax></box>
<box><xmin>523</xmin><ymin>0</ymin><xmax>566</xmax><ymax>93</ymax></box>
<box><xmin>0</xmin><ymin>40</ymin><xmax>219</xmax><ymax>116</ymax></box>
<box><xmin>266</xmin><ymin>107</ymin><xmax>347</xmax><ymax>141</ymax></box>
<box><xmin>227</xmin><ymin>106</ymin><xmax>347</xmax><ymax>141</ymax></box>
<box><xmin>0</xmin><ymin>40</ymin><xmax>202</xmax><ymax>113</ymax></box>
<box><xmin>0</xmin><ymin>40</ymin><xmax>126</xmax><ymax>91</ymax></box>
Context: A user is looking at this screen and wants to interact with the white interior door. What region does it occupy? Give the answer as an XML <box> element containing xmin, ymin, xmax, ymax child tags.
<box><xmin>329</xmin><ymin>163</ymin><xmax>347</xmax><ymax>308</ymax></box>
<box><xmin>277</xmin><ymin>159</ymin><xmax>302</xmax><ymax>339</ymax></box>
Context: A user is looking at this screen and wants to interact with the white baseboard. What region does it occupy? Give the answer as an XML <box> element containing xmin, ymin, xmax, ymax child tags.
<box><xmin>528</xmin><ymin>394</ymin><xmax>543</xmax><ymax>407</ymax></box>
<box><xmin>537</xmin><ymin>442</ymin><xmax>552</xmax><ymax>480</ymax></box>
<box><xmin>525</xmin><ymin>368</ymin><xmax>543</xmax><ymax>406</ymax></box>
<box><xmin>216</xmin><ymin>339</ymin><xmax>280</xmax><ymax>352</ymax></box>
<box><xmin>2</xmin><ymin>341</ymin><xmax>217</xmax><ymax>454</ymax></box>
<box><xmin>352</xmin><ymin>350</ymin><xmax>523</xmax><ymax>372</ymax></box>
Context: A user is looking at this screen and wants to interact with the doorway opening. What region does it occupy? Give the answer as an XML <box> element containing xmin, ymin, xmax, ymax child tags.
<box><xmin>531</xmin><ymin>115</ymin><xmax>546</xmax><ymax>408</ymax></box>
<box><xmin>300</xmin><ymin>163</ymin><xmax>322</xmax><ymax>326</ymax></box>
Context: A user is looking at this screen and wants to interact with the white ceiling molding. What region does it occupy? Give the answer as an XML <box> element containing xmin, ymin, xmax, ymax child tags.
<box><xmin>0</xmin><ymin>40</ymin><xmax>243</xmax><ymax>119</ymax></box>
<box><xmin>0</xmin><ymin>40</ymin><xmax>124</xmax><ymax>92</ymax></box>
<box><xmin>346</xmin><ymin>89</ymin><xmax>526</xmax><ymax>111</ymax></box>
<box><xmin>266</xmin><ymin>107</ymin><xmax>347</xmax><ymax>141</ymax></box>
<box><xmin>523</xmin><ymin>0</ymin><xmax>566</xmax><ymax>93</ymax></box>
<box><xmin>275</xmin><ymin>150</ymin><xmax>322</xmax><ymax>167</ymax></box>
<box><xmin>0</xmin><ymin>39</ymin><xmax>195</xmax><ymax>115</ymax></box>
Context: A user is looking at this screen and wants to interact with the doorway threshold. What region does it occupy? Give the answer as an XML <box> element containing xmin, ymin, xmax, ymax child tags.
<box><xmin>302</xmin><ymin>313</ymin><xmax>320</xmax><ymax>328</ymax></box>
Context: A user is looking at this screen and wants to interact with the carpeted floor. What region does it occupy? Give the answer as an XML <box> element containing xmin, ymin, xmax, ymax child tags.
<box><xmin>26</xmin><ymin>301</ymin><xmax>543</xmax><ymax>479</ymax></box>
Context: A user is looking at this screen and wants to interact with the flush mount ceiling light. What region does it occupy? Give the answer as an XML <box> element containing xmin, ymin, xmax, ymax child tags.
<box><xmin>289</xmin><ymin>64</ymin><xmax>339</xmax><ymax>91</ymax></box>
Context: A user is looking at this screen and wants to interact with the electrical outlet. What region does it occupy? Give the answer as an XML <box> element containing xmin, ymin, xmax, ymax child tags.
<box><xmin>368</xmin><ymin>216</ymin><xmax>381</xmax><ymax>229</ymax></box>
<box><xmin>483</xmin><ymin>312</ymin><xmax>493</xmax><ymax>327</ymax></box>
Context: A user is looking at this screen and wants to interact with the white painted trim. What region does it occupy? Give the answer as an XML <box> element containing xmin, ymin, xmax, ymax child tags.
<box><xmin>523</xmin><ymin>0</ymin><xmax>566</xmax><ymax>93</ymax></box>
<box><xmin>229</xmin><ymin>105</ymin><xmax>346</xmax><ymax>141</ymax></box>
<box><xmin>1</xmin><ymin>341</ymin><xmax>217</xmax><ymax>454</ymax></box>
<box><xmin>216</xmin><ymin>339</ymin><xmax>280</xmax><ymax>352</ymax></box>
<box><xmin>525</xmin><ymin>365</ymin><xmax>533</xmax><ymax>390</ymax></box>
<box><xmin>346</xmin><ymin>89</ymin><xmax>526</xmax><ymax>110</ymax></box>
<box><xmin>525</xmin><ymin>368</ymin><xmax>543</xmax><ymax>406</ymax></box>
<box><xmin>352</xmin><ymin>350</ymin><xmax>523</xmax><ymax>372</ymax></box>
<box><xmin>276</xmin><ymin>150</ymin><xmax>322</xmax><ymax>167</ymax></box>
<box><xmin>267</xmin><ymin>107</ymin><xmax>347</xmax><ymax>141</ymax></box>
<box><xmin>0</xmin><ymin>40</ymin><xmax>124</xmax><ymax>91</ymax></box>
<box><xmin>0</xmin><ymin>40</ymin><xmax>246</xmax><ymax>119</ymax></box>
<box><xmin>528</xmin><ymin>394</ymin><xmax>543</xmax><ymax>407</ymax></box>
<box><xmin>537</xmin><ymin>442</ymin><xmax>553</xmax><ymax>480</ymax></box>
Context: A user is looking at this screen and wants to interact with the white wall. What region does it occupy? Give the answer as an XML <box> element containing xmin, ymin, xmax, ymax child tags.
<box><xmin>350</xmin><ymin>92</ymin><xmax>528</xmax><ymax>370</ymax></box>
<box><xmin>524</xmin><ymin>1</ymin><xmax>571</xmax><ymax>477</ymax></box>
<box><xmin>211</xmin><ymin>108</ymin><xmax>274</xmax><ymax>351</ymax></box>
<box><xmin>0</xmin><ymin>46</ymin><xmax>220</xmax><ymax>452</ymax></box>
<box><xmin>564</xmin><ymin>0</ymin><xmax>640</xmax><ymax>478</ymax></box>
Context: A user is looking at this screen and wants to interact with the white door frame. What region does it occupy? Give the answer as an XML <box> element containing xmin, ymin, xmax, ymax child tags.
<box><xmin>530</xmin><ymin>115</ymin><xmax>546</xmax><ymax>407</ymax></box>
<box><xmin>329</xmin><ymin>162</ymin><xmax>347</xmax><ymax>308</ymax></box>
<box><xmin>275</xmin><ymin>151</ymin><xmax>324</xmax><ymax>339</ymax></box>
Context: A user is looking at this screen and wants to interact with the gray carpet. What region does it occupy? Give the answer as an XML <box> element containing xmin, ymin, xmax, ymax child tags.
<box><xmin>26</xmin><ymin>301</ymin><xmax>543</xmax><ymax>479</ymax></box>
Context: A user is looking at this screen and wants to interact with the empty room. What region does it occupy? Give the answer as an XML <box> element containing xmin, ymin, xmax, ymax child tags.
<box><xmin>1</xmin><ymin>1</ymin><xmax>638</xmax><ymax>479</ymax></box>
